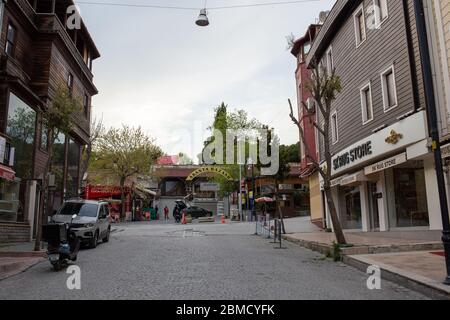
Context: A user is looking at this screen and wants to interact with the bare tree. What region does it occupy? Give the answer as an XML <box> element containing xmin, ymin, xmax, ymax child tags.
<box><xmin>289</xmin><ymin>61</ymin><xmax>347</xmax><ymax>245</ymax></box>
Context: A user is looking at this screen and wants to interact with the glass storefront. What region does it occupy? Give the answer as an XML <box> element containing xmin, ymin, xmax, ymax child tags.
<box><xmin>339</xmin><ymin>186</ymin><xmax>362</xmax><ymax>229</ymax></box>
<box><xmin>6</xmin><ymin>93</ymin><xmax>36</xmax><ymax>180</ymax></box>
<box><xmin>385</xmin><ymin>161</ymin><xmax>429</xmax><ymax>228</ymax></box>
<box><xmin>52</xmin><ymin>133</ymin><xmax>66</xmax><ymax>212</ymax></box>
<box><xmin>66</xmin><ymin>139</ymin><xmax>80</xmax><ymax>198</ymax></box>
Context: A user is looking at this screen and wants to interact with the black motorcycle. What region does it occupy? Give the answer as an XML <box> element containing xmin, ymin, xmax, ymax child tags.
<box><xmin>42</xmin><ymin>214</ymin><xmax>80</xmax><ymax>271</ymax></box>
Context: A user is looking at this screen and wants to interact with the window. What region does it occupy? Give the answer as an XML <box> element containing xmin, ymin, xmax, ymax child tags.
<box><xmin>84</xmin><ymin>94</ymin><xmax>90</xmax><ymax>116</ymax></box>
<box><xmin>326</xmin><ymin>47</ymin><xmax>334</xmax><ymax>74</ymax></box>
<box><xmin>5</xmin><ymin>23</ymin><xmax>16</xmax><ymax>56</ymax></box>
<box><xmin>40</xmin><ymin>122</ymin><xmax>49</xmax><ymax>151</ymax></box>
<box><xmin>381</xmin><ymin>66</ymin><xmax>398</xmax><ymax>111</ymax></box>
<box><xmin>374</xmin><ymin>0</ymin><xmax>388</xmax><ymax>26</ymax></box>
<box><xmin>68</xmin><ymin>73</ymin><xmax>74</xmax><ymax>95</ymax></box>
<box><xmin>6</xmin><ymin>93</ymin><xmax>36</xmax><ymax>180</ymax></box>
<box><xmin>331</xmin><ymin>111</ymin><xmax>338</xmax><ymax>144</ymax></box>
<box><xmin>354</xmin><ymin>6</ymin><xmax>366</xmax><ymax>47</ymax></box>
<box><xmin>360</xmin><ymin>82</ymin><xmax>373</xmax><ymax>124</ymax></box>
<box><xmin>303</xmin><ymin>42</ymin><xmax>311</xmax><ymax>55</ymax></box>
<box><xmin>66</xmin><ymin>139</ymin><xmax>80</xmax><ymax>199</ymax></box>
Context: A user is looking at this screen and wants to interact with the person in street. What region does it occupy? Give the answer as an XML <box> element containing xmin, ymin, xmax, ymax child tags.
<box><xmin>173</xmin><ymin>207</ymin><xmax>180</xmax><ymax>223</ymax></box>
<box><xmin>164</xmin><ymin>206</ymin><xmax>169</xmax><ymax>220</ymax></box>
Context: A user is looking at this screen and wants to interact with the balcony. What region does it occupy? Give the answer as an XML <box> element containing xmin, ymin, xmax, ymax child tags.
<box><xmin>35</xmin><ymin>14</ymin><xmax>94</xmax><ymax>81</ymax></box>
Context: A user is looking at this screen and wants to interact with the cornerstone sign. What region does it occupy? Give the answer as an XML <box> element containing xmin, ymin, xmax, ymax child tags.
<box><xmin>330</xmin><ymin>111</ymin><xmax>427</xmax><ymax>176</ymax></box>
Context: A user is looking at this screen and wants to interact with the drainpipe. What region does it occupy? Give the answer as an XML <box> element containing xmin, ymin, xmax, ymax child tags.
<box><xmin>412</xmin><ymin>0</ymin><xmax>450</xmax><ymax>285</ymax></box>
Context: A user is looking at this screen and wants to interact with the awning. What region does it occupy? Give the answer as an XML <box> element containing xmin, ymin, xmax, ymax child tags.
<box><xmin>135</xmin><ymin>186</ymin><xmax>157</xmax><ymax>197</ymax></box>
<box><xmin>340</xmin><ymin>171</ymin><xmax>369</xmax><ymax>186</ymax></box>
<box><xmin>0</xmin><ymin>164</ymin><xmax>15</xmax><ymax>182</ymax></box>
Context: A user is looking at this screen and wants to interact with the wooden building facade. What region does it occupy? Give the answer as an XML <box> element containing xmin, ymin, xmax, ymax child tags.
<box><xmin>0</xmin><ymin>0</ymin><xmax>99</xmax><ymax>242</ymax></box>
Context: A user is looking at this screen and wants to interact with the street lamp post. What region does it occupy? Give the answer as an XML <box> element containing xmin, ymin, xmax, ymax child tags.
<box><xmin>248</xmin><ymin>157</ymin><xmax>257</xmax><ymax>235</ymax></box>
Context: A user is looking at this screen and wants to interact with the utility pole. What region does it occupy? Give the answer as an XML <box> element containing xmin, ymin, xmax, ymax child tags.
<box><xmin>413</xmin><ymin>0</ymin><xmax>450</xmax><ymax>285</ymax></box>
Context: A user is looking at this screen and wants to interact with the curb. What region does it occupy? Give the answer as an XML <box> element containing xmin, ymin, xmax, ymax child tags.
<box><xmin>281</xmin><ymin>234</ymin><xmax>449</xmax><ymax>299</ymax></box>
<box><xmin>0</xmin><ymin>257</ymin><xmax>45</xmax><ymax>281</ymax></box>
<box><xmin>0</xmin><ymin>251</ymin><xmax>47</xmax><ymax>258</ymax></box>
<box><xmin>343</xmin><ymin>254</ymin><xmax>450</xmax><ymax>300</ymax></box>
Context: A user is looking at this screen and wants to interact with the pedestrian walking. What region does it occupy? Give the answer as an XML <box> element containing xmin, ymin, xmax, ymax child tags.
<box><xmin>164</xmin><ymin>206</ymin><xmax>169</xmax><ymax>220</ymax></box>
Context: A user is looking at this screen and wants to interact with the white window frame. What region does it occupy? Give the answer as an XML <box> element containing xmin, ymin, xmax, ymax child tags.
<box><xmin>360</xmin><ymin>82</ymin><xmax>374</xmax><ymax>125</ymax></box>
<box><xmin>373</xmin><ymin>0</ymin><xmax>389</xmax><ymax>28</ymax></box>
<box><xmin>381</xmin><ymin>65</ymin><xmax>398</xmax><ymax>112</ymax></box>
<box><xmin>331</xmin><ymin>111</ymin><xmax>339</xmax><ymax>145</ymax></box>
<box><xmin>354</xmin><ymin>5</ymin><xmax>366</xmax><ymax>48</ymax></box>
<box><xmin>326</xmin><ymin>46</ymin><xmax>334</xmax><ymax>74</ymax></box>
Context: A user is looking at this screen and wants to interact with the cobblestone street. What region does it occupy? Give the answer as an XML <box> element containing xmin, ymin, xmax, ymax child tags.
<box><xmin>0</xmin><ymin>221</ymin><xmax>428</xmax><ymax>300</ymax></box>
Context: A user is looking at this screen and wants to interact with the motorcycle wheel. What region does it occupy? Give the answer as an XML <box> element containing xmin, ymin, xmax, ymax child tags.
<box><xmin>52</xmin><ymin>261</ymin><xmax>62</xmax><ymax>271</ymax></box>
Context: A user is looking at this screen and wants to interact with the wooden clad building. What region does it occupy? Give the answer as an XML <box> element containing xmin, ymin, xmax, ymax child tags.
<box><xmin>0</xmin><ymin>0</ymin><xmax>100</xmax><ymax>242</ymax></box>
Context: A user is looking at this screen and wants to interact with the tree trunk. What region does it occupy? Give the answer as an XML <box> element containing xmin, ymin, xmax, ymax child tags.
<box><xmin>323</xmin><ymin>186</ymin><xmax>347</xmax><ymax>245</ymax></box>
<box><xmin>120</xmin><ymin>177</ymin><xmax>126</xmax><ymax>220</ymax></box>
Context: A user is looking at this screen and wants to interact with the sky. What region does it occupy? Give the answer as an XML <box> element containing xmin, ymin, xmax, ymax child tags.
<box><xmin>76</xmin><ymin>0</ymin><xmax>335</xmax><ymax>162</ymax></box>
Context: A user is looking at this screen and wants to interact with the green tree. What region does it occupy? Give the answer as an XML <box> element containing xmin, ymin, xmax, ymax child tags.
<box><xmin>35</xmin><ymin>86</ymin><xmax>82</xmax><ymax>251</ymax></box>
<box><xmin>94</xmin><ymin>125</ymin><xmax>163</xmax><ymax>219</ymax></box>
<box><xmin>289</xmin><ymin>61</ymin><xmax>347</xmax><ymax>245</ymax></box>
<box><xmin>202</xmin><ymin>103</ymin><xmax>266</xmax><ymax>197</ymax></box>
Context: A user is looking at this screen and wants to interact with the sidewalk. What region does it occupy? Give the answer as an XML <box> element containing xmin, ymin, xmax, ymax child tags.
<box><xmin>344</xmin><ymin>251</ymin><xmax>450</xmax><ymax>299</ymax></box>
<box><xmin>0</xmin><ymin>242</ymin><xmax>46</xmax><ymax>281</ymax></box>
<box><xmin>281</xmin><ymin>218</ymin><xmax>449</xmax><ymax>299</ymax></box>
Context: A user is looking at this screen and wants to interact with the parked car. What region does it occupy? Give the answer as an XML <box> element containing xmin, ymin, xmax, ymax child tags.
<box><xmin>51</xmin><ymin>200</ymin><xmax>111</xmax><ymax>249</ymax></box>
<box><xmin>181</xmin><ymin>206</ymin><xmax>213</xmax><ymax>219</ymax></box>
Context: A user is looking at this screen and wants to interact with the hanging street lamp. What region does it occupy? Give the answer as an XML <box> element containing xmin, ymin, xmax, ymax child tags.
<box><xmin>195</xmin><ymin>8</ymin><xmax>209</xmax><ymax>26</ymax></box>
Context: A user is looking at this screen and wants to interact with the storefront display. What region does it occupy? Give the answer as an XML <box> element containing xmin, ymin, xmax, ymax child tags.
<box><xmin>339</xmin><ymin>186</ymin><xmax>362</xmax><ymax>230</ymax></box>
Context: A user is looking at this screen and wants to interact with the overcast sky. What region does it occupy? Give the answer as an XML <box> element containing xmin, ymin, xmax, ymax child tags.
<box><xmin>77</xmin><ymin>0</ymin><xmax>335</xmax><ymax>162</ymax></box>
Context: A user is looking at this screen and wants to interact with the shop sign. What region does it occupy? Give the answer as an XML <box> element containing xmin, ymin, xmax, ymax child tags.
<box><xmin>330</xmin><ymin>111</ymin><xmax>427</xmax><ymax>176</ymax></box>
<box><xmin>333</xmin><ymin>142</ymin><xmax>373</xmax><ymax>171</ymax></box>
<box><xmin>279</xmin><ymin>184</ymin><xmax>293</xmax><ymax>190</ymax></box>
<box><xmin>364</xmin><ymin>153</ymin><xmax>407</xmax><ymax>175</ymax></box>
<box><xmin>200</xmin><ymin>183</ymin><xmax>219</xmax><ymax>192</ymax></box>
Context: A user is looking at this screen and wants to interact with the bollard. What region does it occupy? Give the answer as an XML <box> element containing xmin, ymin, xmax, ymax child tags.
<box><xmin>273</xmin><ymin>219</ymin><xmax>278</xmax><ymax>244</ymax></box>
<box><xmin>278</xmin><ymin>220</ymin><xmax>282</xmax><ymax>249</ymax></box>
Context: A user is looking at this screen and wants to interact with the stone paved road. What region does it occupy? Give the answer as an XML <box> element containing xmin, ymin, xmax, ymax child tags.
<box><xmin>0</xmin><ymin>220</ymin><xmax>429</xmax><ymax>300</ymax></box>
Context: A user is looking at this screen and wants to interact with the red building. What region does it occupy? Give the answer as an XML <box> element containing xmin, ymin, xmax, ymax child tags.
<box><xmin>290</xmin><ymin>22</ymin><xmax>325</xmax><ymax>228</ymax></box>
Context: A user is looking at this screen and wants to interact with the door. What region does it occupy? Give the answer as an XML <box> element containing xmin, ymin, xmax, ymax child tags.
<box><xmin>368</xmin><ymin>182</ymin><xmax>380</xmax><ymax>230</ymax></box>
<box><xmin>98</xmin><ymin>205</ymin><xmax>108</xmax><ymax>236</ymax></box>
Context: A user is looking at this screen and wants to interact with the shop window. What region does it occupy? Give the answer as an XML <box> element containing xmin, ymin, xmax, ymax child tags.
<box><xmin>5</xmin><ymin>93</ymin><xmax>36</xmax><ymax>223</ymax></box>
<box><xmin>6</xmin><ymin>93</ymin><xmax>36</xmax><ymax>180</ymax></box>
<box><xmin>51</xmin><ymin>133</ymin><xmax>66</xmax><ymax>212</ymax></box>
<box><xmin>386</xmin><ymin>162</ymin><xmax>429</xmax><ymax>228</ymax></box>
<box><xmin>339</xmin><ymin>186</ymin><xmax>362</xmax><ymax>230</ymax></box>
<box><xmin>66</xmin><ymin>139</ymin><xmax>80</xmax><ymax>199</ymax></box>
<box><xmin>40</xmin><ymin>122</ymin><xmax>49</xmax><ymax>151</ymax></box>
